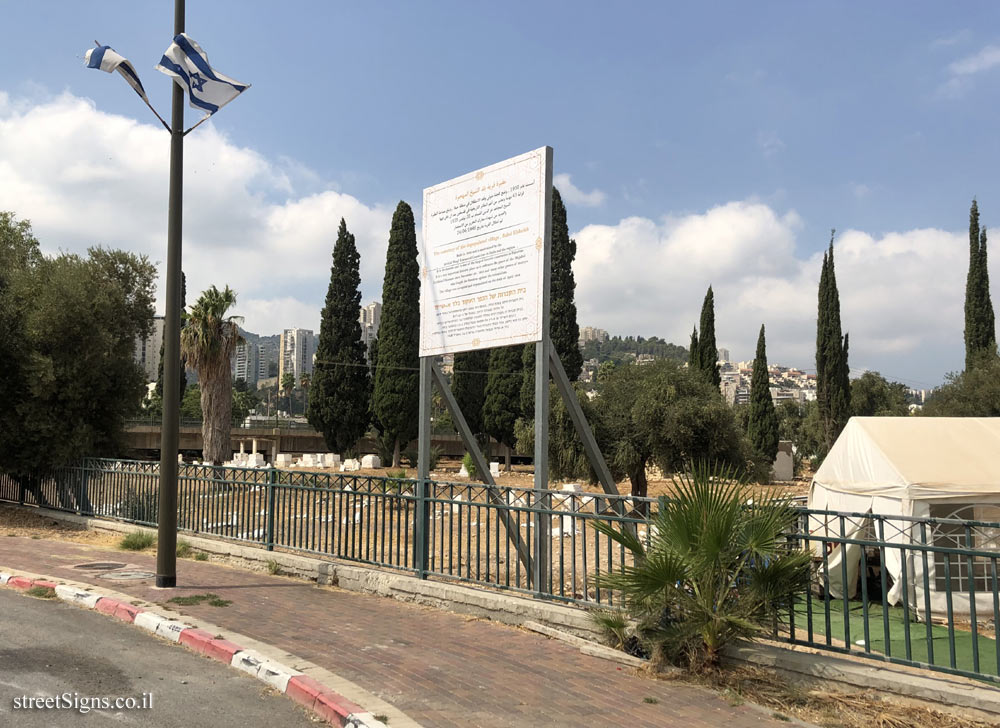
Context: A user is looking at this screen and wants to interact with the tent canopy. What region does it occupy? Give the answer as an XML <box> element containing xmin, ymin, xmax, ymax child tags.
<box><xmin>811</xmin><ymin>417</ymin><xmax>1000</xmax><ymax>500</ymax></box>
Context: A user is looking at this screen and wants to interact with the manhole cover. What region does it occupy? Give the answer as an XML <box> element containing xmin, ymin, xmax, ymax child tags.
<box><xmin>73</xmin><ymin>562</ymin><xmax>127</xmax><ymax>571</ymax></box>
<box><xmin>99</xmin><ymin>570</ymin><xmax>155</xmax><ymax>581</ymax></box>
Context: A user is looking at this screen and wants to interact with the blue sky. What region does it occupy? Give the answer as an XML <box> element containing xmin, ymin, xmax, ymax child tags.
<box><xmin>3</xmin><ymin>2</ymin><xmax>999</xmax><ymax>385</ymax></box>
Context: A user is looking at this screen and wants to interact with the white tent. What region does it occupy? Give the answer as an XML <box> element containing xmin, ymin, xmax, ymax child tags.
<box><xmin>808</xmin><ymin>417</ymin><xmax>1000</xmax><ymax>616</ymax></box>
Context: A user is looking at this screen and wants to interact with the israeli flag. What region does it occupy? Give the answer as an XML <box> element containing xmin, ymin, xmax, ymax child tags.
<box><xmin>84</xmin><ymin>45</ymin><xmax>150</xmax><ymax>104</ymax></box>
<box><xmin>155</xmin><ymin>34</ymin><xmax>249</xmax><ymax>117</ymax></box>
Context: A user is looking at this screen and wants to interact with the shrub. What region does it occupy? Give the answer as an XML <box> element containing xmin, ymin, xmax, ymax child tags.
<box><xmin>461</xmin><ymin>452</ymin><xmax>478</xmax><ymax>478</ymax></box>
<box><xmin>593</xmin><ymin>462</ymin><xmax>812</xmax><ymax>671</ymax></box>
<box><xmin>194</xmin><ymin>551</ymin><xmax>209</xmax><ymax>561</ymax></box>
<box><xmin>402</xmin><ymin>445</ymin><xmax>441</xmax><ymax>470</ymax></box>
<box><xmin>118</xmin><ymin>490</ymin><xmax>159</xmax><ymax>525</ymax></box>
<box><xmin>119</xmin><ymin>531</ymin><xmax>156</xmax><ymax>551</ymax></box>
<box><xmin>176</xmin><ymin>540</ymin><xmax>193</xmax><ymax>558</ymax></box>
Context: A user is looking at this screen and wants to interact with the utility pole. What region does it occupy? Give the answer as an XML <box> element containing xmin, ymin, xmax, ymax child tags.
<box><xmin>155</xmin><ymin>0</ymin><xmax>184</xmax><ymax>589</ymax></box>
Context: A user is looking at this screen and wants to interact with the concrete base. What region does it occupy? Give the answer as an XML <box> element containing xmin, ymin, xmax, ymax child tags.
<box><xmin>33</xmin><ymin>510</ymin><xmax>604</xmax><ymax>641</ymax></box>
<box><xmin>724</xmin><ymin>641</ymin><xmax>1000</xmax><ymax>722</ymax></box>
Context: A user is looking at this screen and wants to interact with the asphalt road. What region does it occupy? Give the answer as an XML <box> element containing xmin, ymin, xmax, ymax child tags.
<box><xmin>0</xmin><ymin>589</ymin><xmax>318</xmax><ymax>727</ymax></box>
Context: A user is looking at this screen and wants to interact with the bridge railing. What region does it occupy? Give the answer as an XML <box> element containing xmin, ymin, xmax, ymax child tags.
<box><xmin>124</xmin><ymin>416</ymin><xmax>318</xmax><ymax>430</ymax></box>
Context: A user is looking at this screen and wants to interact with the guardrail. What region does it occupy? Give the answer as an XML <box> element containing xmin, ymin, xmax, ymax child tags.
<box><xmin>2</xmin><ymin>458</ymin><xmax>999</xmax><ymax>684</ymax></box>
<box><xmin>124</xmin><ymin>417</ymin><xmax>318</xmax><ymax>430</ymax></box>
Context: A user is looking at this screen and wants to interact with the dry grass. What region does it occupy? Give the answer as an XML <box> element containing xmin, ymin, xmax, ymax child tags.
<box><xmin>678</xmin><ymin>666</ymin><xmax>999</xmax><ymax>728</ymax></box>
<box><xmin>0</xmin><ymin>503</ymin><xmax>121</xmax><ymax>548</ymax></box>
<box><xmin>295</xmin><ymin>461</ymin><xmax>812</xmax><ymax>500</ymax></box>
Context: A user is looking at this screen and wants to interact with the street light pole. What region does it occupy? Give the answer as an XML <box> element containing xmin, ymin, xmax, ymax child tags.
<box><xmin>155</xmin><ymin>0</ymin><xmax>185</xmax><ymax>589</ymax></box>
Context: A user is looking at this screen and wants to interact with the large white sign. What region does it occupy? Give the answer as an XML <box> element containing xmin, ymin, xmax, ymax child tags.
<box><xmin>420</xmin><ymin>147</ymin><xmax>550</xmax><ymax>357</ymax></box>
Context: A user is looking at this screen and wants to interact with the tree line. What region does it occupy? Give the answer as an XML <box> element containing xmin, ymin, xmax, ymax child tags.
<box><xmin>2</xmin><ymin>190</ymin><xmax>995</xmax><ymax>483</ymax></box>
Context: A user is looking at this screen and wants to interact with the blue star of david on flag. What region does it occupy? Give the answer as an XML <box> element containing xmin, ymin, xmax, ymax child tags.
<box><xmin>156</xmin><ymin>33</ymin><xmax>249</xmax><ymax>117</ymax></box>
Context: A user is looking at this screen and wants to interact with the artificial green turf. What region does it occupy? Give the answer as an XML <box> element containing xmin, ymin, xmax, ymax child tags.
<box><xmin>792</xmin><ymin>597</ymin><xmax>1000</xmax><ymax>679</ymax></box>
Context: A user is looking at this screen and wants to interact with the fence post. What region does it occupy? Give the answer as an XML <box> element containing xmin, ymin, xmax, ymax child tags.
<box><xmin>266</xmin><ymin>467</ymin><xmax>276</xmax><ymax>552</ymax></box>
<box><xmin>414</xmin><ymin>356</ymin><xmax>433</xmax><ymax>579</ymax></box>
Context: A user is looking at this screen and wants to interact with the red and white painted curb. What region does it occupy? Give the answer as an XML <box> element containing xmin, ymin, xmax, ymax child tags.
<box><xmin>0</xmin><ymin>571</ymin><xmax>387</xmax><ymax>728</ymax></box>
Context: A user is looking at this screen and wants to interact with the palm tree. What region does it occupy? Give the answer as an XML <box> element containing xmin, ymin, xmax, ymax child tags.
<box><xmin>281</xmin><ymin>372</ymin><xmax>296</xmax><ymax>416</ymax></box>
<box><xmin>299</xmin><ymin>371</ymin><xmax>311</xmax><ymax>412</ymax></box>
<box><xmin>180</xmin><ymin>285</ymin><xmax>243</xmax><ymax>465</ymax></box>
<box><xmin>594</xmin><ymin>462</ymin><xmax>812</xmax><ymax>671</ymax></box>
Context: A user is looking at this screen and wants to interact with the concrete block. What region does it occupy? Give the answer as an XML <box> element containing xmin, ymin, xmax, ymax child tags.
<box><xmin>489</xmin><ymin>462</ymin><xmax>501</xmax><ymax>477</ymax></box>
<box><xmin>360</xmin><ymin>454</ymin><xmax>381</xmax><ymax>469</ymax></box>
<box><xmin>133</xmin><ymin>611</ymin><xmax>168</xmax><ymax>635</ymax></box>
<box><xmin>155</xmin><ymin>619</ymin><xmax>189</xmax><ymax>643</ymax></box>
<box><xmin>54</xmin><ymin>584</ymin><xmax>102</xmax><ymax>609</ymax></box>
<box><xmin>231</xmin><ymin>649</ymin><xmax>300</xmax><ymax>692</ymax></box>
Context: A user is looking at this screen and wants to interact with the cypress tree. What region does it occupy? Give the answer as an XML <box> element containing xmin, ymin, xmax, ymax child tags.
<box><xmin>156</xmin><ymin>271</ymin><xmax>187</xmax><ymax>401</ymax></box>
<box><xmin>688</xmin><ymin>326</ymin><xmax>700</xmax><ymax>370</ymax></box>
<box><xmin>518</xmin><ymin>187</ymin><xmax>582</xmax><ymax>420</ymax></box>
<box><xmin>373</xmin><ymin>201</ymin><xmax>420</xmax><ymax>467</ymax></box>
<box><xmin>965</xmin><ymin>198</ymin><xmax>997</xmax><ymax>369</ymax></box>
<box><xmin>307</xmin><ymin>219</ymin><xmax>371</xmax><ymax>453</ymax></box>
<box><xmin>697</xmin><ymin>286</ymin><xmax>720</xmax><ymax>388</ymax></box>
<box><xmin>747</xmin><ymin>324</ymin><xmax>779</xmax><ymax>469</ymax></box>
<box><xmin>965</xmin><ymin>199</ymin><xmax>983</xmax><ymax>370</ymax></box>
<box><xmin>816</xmin><ymin>233</ymin><xmax>850</xmax><ymax>450</ymax></box>
<box><xmin>452</xmin><ymin>348</ymin><xmax>490</xmax><ymax>437</ymax></box>
<box><xmin>981</xmin><ymin>226</ymin><xmax>996</xmax><ymax>357</ymax></box>
<box><xmin>550</xmin><ymin>188</ymin><xmax>582</xmax><ymax>380</ymax></box>
<box><xmin>520</xmin><ymin>343</ymin><xmax>535</xmax><ymax>420</ymax></box>
<box><xmin>482</xmin><ymin>344</ymin><xmax>522</xmax><ymax>470</ymax></box>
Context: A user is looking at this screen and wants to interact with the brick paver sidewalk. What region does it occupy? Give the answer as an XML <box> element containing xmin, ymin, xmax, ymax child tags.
<box><xmin>0</xmin><ymin>536</ymin><xmax>795</xmax><ymax>727</ymax></box>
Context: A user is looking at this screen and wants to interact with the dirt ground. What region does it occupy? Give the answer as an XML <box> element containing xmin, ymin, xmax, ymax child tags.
<box><xmin>678</xmin><ymin>665</ymin><xmax>999</xmax><ymax>728</ymax></box>
<box><xmin>293</xmin><ymin>459</ymin><xmax>813</xmax><ymax>501</ymax></box>
<box><xmin>0</xmin><ymin>504</ymin><xmax>121</xmax><ymax>548</ymax></box>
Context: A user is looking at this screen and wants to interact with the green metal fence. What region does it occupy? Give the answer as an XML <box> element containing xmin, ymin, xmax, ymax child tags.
<box><xmin>2</xmin><ymin>458</ymin><xmax>999</xmax><ymax>684</ymax></box>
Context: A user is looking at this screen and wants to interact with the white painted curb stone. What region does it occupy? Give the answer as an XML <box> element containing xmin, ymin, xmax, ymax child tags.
<box><xmin>54</xmin><ymin>584</ymin><xmax>102</xmax><ymax>609</ymax></box>
<box><xmin>230</xmin><ymin>649</ymin><xmax>300</xmax><ymax>692</ymax></box>
<box><xmin>154</xmin><ymin>619</ymin><xmax>190</xmax><ymax>643</ymax></box>
<box><xmin>133</xmin><ymin>611</ymin><xmax>169</xmax><ymax>635</ymax></box>
<box><xmin>0</xmin><ymin>573</ymin><xmax>11</xmax><ymax>585</ymax></box>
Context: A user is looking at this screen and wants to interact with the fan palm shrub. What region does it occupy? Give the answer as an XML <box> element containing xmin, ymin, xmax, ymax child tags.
<box><xmin>180</xmin><ymin>285</ymin><xmax>243</xmax><ymax>464</ymax></box>
<box><xmin>593</xmin><ymin>462</ymin><xmax>812</xmax><ymax>671</ymax></box>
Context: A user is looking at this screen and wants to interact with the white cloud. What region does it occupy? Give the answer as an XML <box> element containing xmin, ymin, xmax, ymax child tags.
<box><xmin>0</xmin><ymin>92</ymin><xmax>980</xmax><ymax>385</ymax></box>
<box><xmin>553</xmin><ymin>173</ymin><xmax>606</xmax><ymax>207</ymax></box>
<box><xmin>0</xmin><ymin>91</ymin><xmax>394</xmax><ymax>336</ymax></box>
<box><xmin>573</xmin><ymin>204</ymin><xmax>976</xmax><ymax>385</ymax></box>
<box><xmin>756</xmin><ymin>131</ymin><xmax>785</xmax><ymax>158</ymax></box>
<box><xmin>939</xmin><ymin>44</ymin><xmax>1000</xmax><ymax>98</ymax></box>
<box><xmin>949</xmin><ymin>45</ymin><xmax>1000</xmax><ymax>75</ymax></box>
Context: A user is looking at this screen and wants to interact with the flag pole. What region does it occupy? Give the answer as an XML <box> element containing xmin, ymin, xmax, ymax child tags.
<box><xmin>155</xmin><ymin>0</ymin><xmax>184</xmax><ymax>589</ymax></box>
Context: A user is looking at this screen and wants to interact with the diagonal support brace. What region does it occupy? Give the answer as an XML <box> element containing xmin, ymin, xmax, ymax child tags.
<box><xmin>430</xmin><ymin>362</ymin><xmax>534</xmax><ymax>577</ymax></box>
<box><xmin>548</xmin><ymin>349</ymin><xmax>636</xmax><ymax>534</ymax></box>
